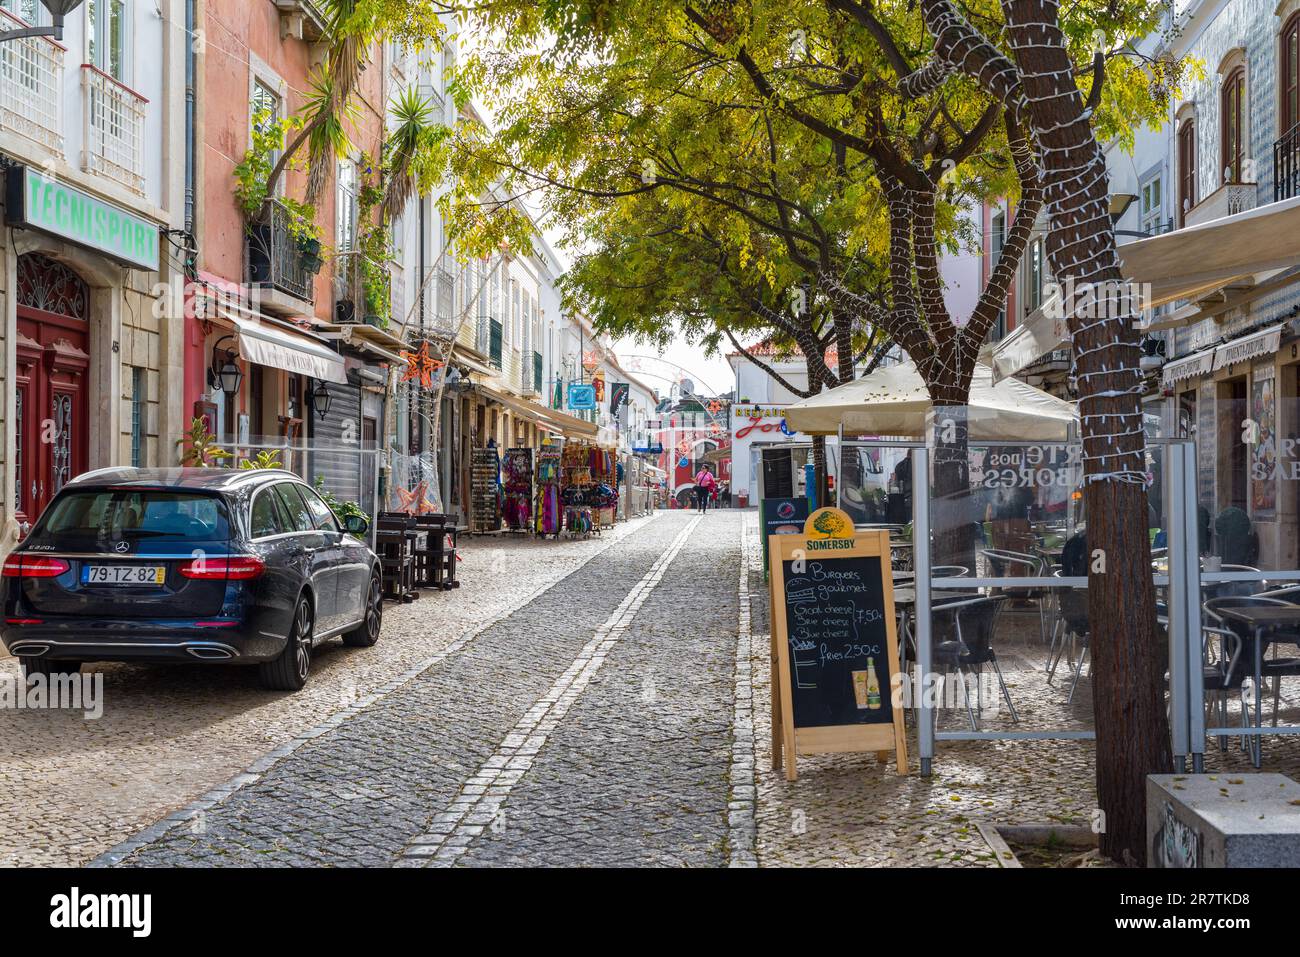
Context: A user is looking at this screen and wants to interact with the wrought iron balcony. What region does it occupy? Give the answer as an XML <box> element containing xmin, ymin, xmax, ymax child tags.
<box><xmin>1277</xmin><ymin>122</ymin><xmax>1300</xmax><ymax>203</ymax></box>
<box><xmin>248</xmin><ymin>199</ymin><xmax>320</xmax><ymax>307</ymax></box>
<box><xmin>0</xmin><ymin>9</ymin><xmax>63</xmax><ymax>153</ymax></box>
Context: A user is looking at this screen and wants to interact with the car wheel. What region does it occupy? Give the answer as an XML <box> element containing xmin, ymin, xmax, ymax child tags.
<box><xmin>342</xmin><ymin>572</ymin><xmax>382</xmax><ymax>648</ymax></box>
<box><xmin>20</xmin><ymin>657</ymin><xmax>81</xmax><ymax>682</ymax></box>
<box><xmin>259</xmin><ymin>596</ymin><xmax>313</xmax><ymax>691</ymax></box>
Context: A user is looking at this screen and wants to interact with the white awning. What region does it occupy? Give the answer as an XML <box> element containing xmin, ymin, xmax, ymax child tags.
<box><xmin>784</xmin><ymin>360</ymin><xmax>1076</xmax><ymax>440</ymax></box>
<box><xmin>1212</xmin><ymin>324</ymin><xmax>1284</xmax><ymax>371</ymax></box>
<box><xmin>989</xmin><ymin>292</ymin><xmax>1067</xmax><ymax>383</ymax></box>
<box><xmin>991</xmin><ymin>195</ymin><xmax>1300</xmax><ymax>381</ymax></box>
<box><xmin>219</xmin><ymin>308</ymin><xmax>347</xmax><ymax>384</ymax></box>
<box><xmin>1161</xmin><ymin>347</ymin><xmax>1215</xmax><ymax>387</ymax></box>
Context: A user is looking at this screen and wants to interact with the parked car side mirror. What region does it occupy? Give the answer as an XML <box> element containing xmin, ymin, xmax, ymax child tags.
<box><xmin>344</xmin><ymin>515</ymin><xmax>369</xmax><ymax>536</ymax></box>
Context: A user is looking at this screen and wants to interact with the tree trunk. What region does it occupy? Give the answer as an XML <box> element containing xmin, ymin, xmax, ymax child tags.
<box><xmin>807</xmin><ymin>361</ymin><xmax>829</xmax><ymax>507</ymax></box>
<box><xmin>1003</xmin><ymin>0</ymin><xmax>1170</xmax><ymax>865</ymax></box>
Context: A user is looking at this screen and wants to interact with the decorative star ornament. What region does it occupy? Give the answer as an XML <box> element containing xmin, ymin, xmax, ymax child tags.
<box><xmin>399</xmin><ymin>341</ymin><xmax>443</xmax><ymax>389</ymax></box>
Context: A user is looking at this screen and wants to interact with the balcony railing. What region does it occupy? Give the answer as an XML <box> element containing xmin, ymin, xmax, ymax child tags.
<box><xmin>489</xmin><ymin>319</ymin><xmax>503</xmax><ymax>369</ymax></box>
<box><xmin>0</xmin><ymin>9</ymin><xmax>63</xmax><ymax>152</ymax></box>
<box><xmin>248</xmin><ymin>199</ymin><xmax>319</xmax><ymax>305</ymax></box>
<box><xmin>81</xmin><ymin>64</ymin><xmax>147</xmax><ymax>194</ymax></box>
<box><xmin>1277</xmin><ymin>122</ymin><xmax>1300</xmax><ymax>203</ymax></box>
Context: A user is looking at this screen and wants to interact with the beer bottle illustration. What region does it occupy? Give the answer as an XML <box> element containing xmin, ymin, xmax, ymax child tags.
<box><xmin>865</xmin><ymin>657</ymin><xmax>881</xmax><ymax>710</ymax></box>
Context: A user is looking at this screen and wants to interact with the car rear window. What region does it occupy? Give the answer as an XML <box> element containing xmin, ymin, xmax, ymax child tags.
<box><xmin>28</xmin><ymin>489</ymin><xmax>231</xmax><ymax>549</ymax></box>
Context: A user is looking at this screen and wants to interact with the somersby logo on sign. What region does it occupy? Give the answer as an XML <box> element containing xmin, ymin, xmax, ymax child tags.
<box><xmin>49</xmin><ymin>888</ymin><xmax>151</xmax><ymax>938</ymax></box>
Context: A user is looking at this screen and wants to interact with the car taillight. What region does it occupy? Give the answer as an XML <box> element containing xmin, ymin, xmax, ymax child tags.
<box><xmin>179</xmin><ymin>556</ymin><xmax>265</xmax><ymax>580</ymax></box>
<box><xmin>1</xmin><ymin>556</ymin><xmax>70</xmax><ymax>578</ymax></box>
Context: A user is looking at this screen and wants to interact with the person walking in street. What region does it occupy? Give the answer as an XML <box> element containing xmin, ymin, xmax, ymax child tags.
<box><xmin>694</xmin><ymin>465</ymin><xmax>717</xmax><ymax>514</ymax></box>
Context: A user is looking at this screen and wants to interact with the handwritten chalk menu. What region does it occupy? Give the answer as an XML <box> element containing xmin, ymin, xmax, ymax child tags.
<box><xmin>768</xmin><ymin>507</ymin><xmax>908</xmax><ymax>779</ymax></box>
<box><xmin>781</xmin><ymin>554</ymin><xmax>891</xmax><ymax>727</ymax></box>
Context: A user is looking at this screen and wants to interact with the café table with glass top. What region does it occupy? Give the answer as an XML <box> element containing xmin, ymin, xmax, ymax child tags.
<box><xmin>1211</xmin><ymin>603</ymin><xmax>1300</xmax><ymax>767</ymax></box>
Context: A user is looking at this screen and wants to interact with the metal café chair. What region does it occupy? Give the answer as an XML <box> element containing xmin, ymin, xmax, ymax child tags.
<box><xmin>1204</xmin><ymin>595</ymin><xmax>1300</xmax><ymax>743</ymax></box>
<box><xmin>932</xmin><ymin>593</ymin><xmax>1019</xmax><ymax>731</ymax></box>
<box><xmin>1205</xmin><ymin>564</ymin><xmax>1262</xmax><ymax>599</ymax></box>
<box><xmin>1199</xmin><ymin>623</ymin><xmax>1251</xmax><ymax>754</ymax></box>
<box><xmin>932</xmin><ymin>564</ymin><xmax>969</xmax><ymax>578</ymax></box>
<box><xmin>1047</xmin><ymin>570</ymin><xmax>1087</xmax><ymax>686</ymax></box>
<box><xmin>980</xmin><ymin>547</ymin><xmax>1051</xmax><ymax>644</ymax></box>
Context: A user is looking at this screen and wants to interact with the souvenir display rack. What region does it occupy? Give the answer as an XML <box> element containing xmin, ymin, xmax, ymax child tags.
<box><xmin>561</xmin><ymin>441</ymin><xmax>617</xmax><ymax>539</ymax></box>
<box><xmin>535</xmin><ymin>436</ymin><xmax>563</xmax><ymax>538</ymax></box>
<box><xmin>470</xmin><ymin>446</ymin><xmax>502</xmax><ymax>534</ymax></box>
<box><xmin>502</xmin><ymin>447</ymin><xmax>534</xmax><ymax>534</ymax></box>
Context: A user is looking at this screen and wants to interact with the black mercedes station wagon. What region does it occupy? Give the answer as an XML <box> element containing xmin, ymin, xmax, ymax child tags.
<box><xmin>1</xmin><ymin>468</ymin><xmax>383</xmax><ymax>691</ymax></box>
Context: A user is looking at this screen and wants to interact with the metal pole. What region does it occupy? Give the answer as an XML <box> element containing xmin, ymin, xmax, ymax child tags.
<box><xmin>1181</xmin><ymin>440</ymin><xmax>1206</xmax><ymax>772</ymax></box>
<box><xmin>836</xmin><ymin>423</ymin><xmax>843</xmax><ymax>512</ymax></box>
<box><xmin>914</xmin><ymin>446</ymin><xmax>933</xmax><ymax>776</ymax></box>
<box><xmin>1165</xmin><ymin>441</ymin><xmax>1190</xmax><ymax>772</ymax></box>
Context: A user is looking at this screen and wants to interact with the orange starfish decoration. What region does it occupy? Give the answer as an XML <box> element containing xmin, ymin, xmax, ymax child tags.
<box><xmin>399</xmin><ymin>341</ymin><xmax>443</xmax><ymax>389</ymax></box>
<box><xmin>394</xmin><ymin>481</ymin><xmax>436</xmax><ymax>515</ymax></box>
<box><xmin>707</xmin><ymin>399</ymin><xmax>724</xmax><ymax>415</ymax></box>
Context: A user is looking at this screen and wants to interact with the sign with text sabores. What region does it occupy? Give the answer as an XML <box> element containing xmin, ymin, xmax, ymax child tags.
<box><xmin>768</xmin><ymin>507</ymin><xmax>907</xmax><ymax>779</ymax></box>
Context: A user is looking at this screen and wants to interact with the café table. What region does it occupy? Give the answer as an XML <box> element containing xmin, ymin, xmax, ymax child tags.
<box><xmin>1211</xmin><ymin>604</ymin><xmax>1300</xmax><ymax>767</ymax></box>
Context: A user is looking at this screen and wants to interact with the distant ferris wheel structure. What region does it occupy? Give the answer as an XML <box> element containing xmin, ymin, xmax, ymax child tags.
<box><xmin>617</xmin><ymin>354</ymin><xmax>725</xmax><ymax>399</ymax></box>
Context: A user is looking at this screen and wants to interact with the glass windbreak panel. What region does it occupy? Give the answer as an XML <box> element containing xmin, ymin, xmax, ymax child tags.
<box><xmin>1184</xmin><ymin>386</ymin><xmax>1300</xmax><ymax>770</ymax></box>
<box><xmin>913</xmin><ymin>411</ymin><xmax>1182</xmax><ymax>740</ymax></box>
<box><xmin>839</xmin><ymin>441</ymin><xmax>911</xmax><ymax>529</ymax></box>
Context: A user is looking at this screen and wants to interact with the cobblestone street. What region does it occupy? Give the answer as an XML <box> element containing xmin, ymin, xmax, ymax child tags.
<box><xmin>9</xmin><ymin>508</ymin><xmax>1299</xmax><ymax>868</ymax></box>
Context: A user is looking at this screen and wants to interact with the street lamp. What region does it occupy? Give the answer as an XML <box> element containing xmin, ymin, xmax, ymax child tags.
<box><xmin>309</xmin><ymin>379</ymin><xmax>332</xmax><ymax>420</ymax></box>
<box><xmin>207</xmin><ymin>336</ymin><xmax>244</xmax><ymax>395</ymax></box>
<box><xmin>0</xmin><ymin>1</ymin><xmax>86</xmax><ymax>43</ymax></box>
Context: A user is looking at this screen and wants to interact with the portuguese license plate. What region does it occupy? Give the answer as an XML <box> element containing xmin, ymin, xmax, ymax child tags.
<box><xmin>82</xmin><ymin>565</ymin><xmax>166</xmax><ymax>585</ymax></box>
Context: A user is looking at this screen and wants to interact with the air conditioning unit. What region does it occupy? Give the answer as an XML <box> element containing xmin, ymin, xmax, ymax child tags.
<box><xmin>1139</xmin><ymin>335</ymin><xmax>1166</xmax><ymax>371</ymax></box>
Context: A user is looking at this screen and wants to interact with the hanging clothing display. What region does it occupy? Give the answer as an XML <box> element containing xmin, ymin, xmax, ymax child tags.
<box><xmin>560</xmin><ymin>441</ymin><xmax>618</xmax><ymax>534</ymax></box>
<box><xmin>535</xmin><ymin>436</ymin><xmax>564</xmax><ymax>537</ymax></box>
<box><xmin>502</xmin><ymin>447</ymin><xmax>534</xmax><ymax>533</ymax></box>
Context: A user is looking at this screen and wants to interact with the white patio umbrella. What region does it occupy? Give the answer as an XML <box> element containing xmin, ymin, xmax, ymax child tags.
<box><xmin>783</xmin><ymin>360</ymin><xmax>1076</xmax><ymax>441</ymax></box>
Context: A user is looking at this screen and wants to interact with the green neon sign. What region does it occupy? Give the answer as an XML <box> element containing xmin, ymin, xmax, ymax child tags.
<box><xmin>5</xmin><ymin>167</ymin><xmax>160</xmax><ymax>271</ymax></box>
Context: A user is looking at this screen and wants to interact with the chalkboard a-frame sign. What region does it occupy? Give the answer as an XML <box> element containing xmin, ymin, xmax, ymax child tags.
<box><xmin>768</xmin><ymin>507</ymin><xmax>908</xmax><ymax>779</ymax></box>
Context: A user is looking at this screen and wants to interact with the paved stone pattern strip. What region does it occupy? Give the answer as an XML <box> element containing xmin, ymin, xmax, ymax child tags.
<box><xmin>455</xmin><ymin>511</ymin><xmax>742</xmax><ymax>867</ymax></box>
<box><xmin>727</xmin><ymin>515</ymin><xmax>758</xmax><ymax>867</ymax></box>
<box><xmin>108</xmin><ymin>517</ymin><xmax>692</xmax><ymax>867</ymax></box>
<box><xmin>400</xmin><ymin>514</ymin><xmax>704</xmax><ymax>865</ymax></box>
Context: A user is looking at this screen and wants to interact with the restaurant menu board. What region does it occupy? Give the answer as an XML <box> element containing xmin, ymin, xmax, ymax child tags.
<box><xmin>780</xmin><ymin>553</ymin><xmax>891</xmax><ymax>728</ymax></box>
<box><xmin>761</xmin><ymin>497</ymin><xmax>809</xmax><ymax>580</ymax></box>
<box><xmin>768</xmin><ymin>507</ymin><xmax>907</xmax><ymax>780</ymax></box>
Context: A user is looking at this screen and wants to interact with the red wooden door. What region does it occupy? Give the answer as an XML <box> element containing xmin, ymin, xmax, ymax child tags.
<box><xmin>14</xmin><ymin>255</ymin><xmax>90</xmax><ymax>526</ymax></box>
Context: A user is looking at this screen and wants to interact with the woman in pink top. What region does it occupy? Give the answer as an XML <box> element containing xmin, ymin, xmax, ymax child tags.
<box><xmin>694</xmin><ymin>466</ymin><xmax>716</xmax><ymax>514</ymax></box>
